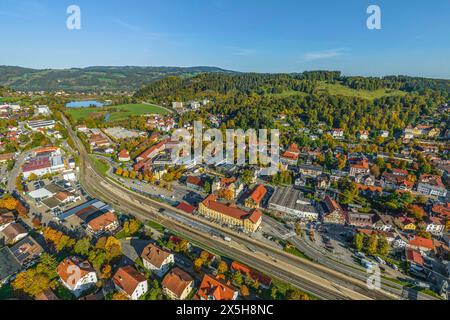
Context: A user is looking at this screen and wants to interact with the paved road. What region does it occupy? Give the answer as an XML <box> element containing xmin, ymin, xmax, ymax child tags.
<box><xmin>62</xmin><ymin>113</ymin><xmax>400</xmax><ymax>301</ymax></box>
<box><xmin>263</xmin><ymin>215</ymin><xmax>439</xmax><ymax>300</ymax></box>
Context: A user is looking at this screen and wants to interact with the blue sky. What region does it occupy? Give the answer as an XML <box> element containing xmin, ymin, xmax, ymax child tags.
<box><xmin>0</xmin><ymin>0</ymin><xmax>449</xmax><ymax>78</ymax></box>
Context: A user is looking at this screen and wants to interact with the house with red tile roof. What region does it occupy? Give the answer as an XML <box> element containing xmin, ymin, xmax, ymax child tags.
<box><xmin>196</xmin><ymin>274</ymin><xmax>239</xmax><ymax>301</ymax></box>
<box><xmin>141</xmin><ymin>243</ymin><xmax>174</xmax><ymax>277</ymax></box>
<box><xmin>321</xmin><ymin>196</ymin><xmax>347</xmax><ymax>225</ymax></box>
<box><xmin>406</xmin><ymin>248</ymin><xmax>424</xmax><ymax>270</ymax></box>
<box><xmin>136</xmin><ymin>139</ymin><xmax>169</xmax><ymax>162</ymax></box>
<box><xmin>86</xmin><ymin>211</ymin><xmax>119</xmax><ymax>236</ymax></box>
<box><xmin>408</xmin><ymin>236</ymin><xmax>434</xmax><ymax>252</ymax></box>
<box><xmin>57</xmin><ymin>256</ymin><xmax>97</xmax><ymax>297</ymax></box>
<box><xmin>113</xmin><ymin>266</ymin><xmax>148</xmax><ymax>300</ymax></box>
<box><xmin>281</xmin><ymin>143</ymin><xmax>300</xmax><ymax>165</ymax></box>
<box><xmin>186</xmin><ymin>176</ymin><xmax>204</xmax><ymax>191</ymax></box>
<box><xmin>244</xmin><ymin>184</ymin><xmax>267</xmax><ymax>209</ymax></box>
<box><xmin>118</xmin><ymin>150</ymin><xmax>131</xmax><ymax>162</ymax></box>
<box><xmin>161</xmin><ymin>267</ymin><xmax>194</xmax><ymax>300</ymax></box>
<box><xmin>349</xmin><ymin>158</ymin><xmax>370</xmax><ymax>177</ymax></box>
<box><xmin>176</xmin><ymin>202</ymin><xmax>196</xmax><ymax>214</ymax></box>
<box><xmin>431</xmin><ymin>203</ymin><xmax>450</xmax><ymax>218</ymax></box>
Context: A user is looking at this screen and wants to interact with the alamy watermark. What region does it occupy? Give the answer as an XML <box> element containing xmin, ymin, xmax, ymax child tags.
<box><xmin>66</xmin><ymin>5</ymin><xmax>81</xmax><ymax>30</ymax></box>
<box><xmin>367</xmin><ymin>5</ymin><xmax>382</xmax><ymax>30</ymax></box>
<box><xmin>171</xmin><ymin>121</ymin><xmax>280</xmax><ymax>176</ymax></box>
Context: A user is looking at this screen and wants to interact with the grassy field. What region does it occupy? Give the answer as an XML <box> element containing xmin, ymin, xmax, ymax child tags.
<box><xmin>65</xmin><ymin>103</ymin><xmax>169</xmax><ymax>121</ymax></box>
<box><xmin>316</xmin><ymin>82</ymin><xmax>406</xmax><ymax>100</ymax></box>
<box><xmin>89</xmin><ymin>155</ymin><xmax>110</xmax><ymax>176</ymax></box>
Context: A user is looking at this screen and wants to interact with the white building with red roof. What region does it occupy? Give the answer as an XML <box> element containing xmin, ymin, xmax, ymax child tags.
<box><xmin>113</xmin><ymin>266</ymin><xmax>148</xmax><ymax>300</ymax></box>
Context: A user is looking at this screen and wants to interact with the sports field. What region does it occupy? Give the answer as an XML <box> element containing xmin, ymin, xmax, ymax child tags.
<box><xmin>65</xmin><ymin>103</ymin><xmax>170</xmax><ymax>121</ymax></box>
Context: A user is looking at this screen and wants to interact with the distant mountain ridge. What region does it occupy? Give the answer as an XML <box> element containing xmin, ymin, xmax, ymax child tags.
<box><xmin>0</xmin><ymin>65</ymin><xmax>236</xmax><ymax>92</ymax></box>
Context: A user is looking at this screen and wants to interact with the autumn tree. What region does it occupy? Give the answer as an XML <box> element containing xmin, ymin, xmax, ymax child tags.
<box><xmin>354</xmin><ymin>232</ymin><xmax>365</xmax><ymax>251</ymax></box>
<box><xmin>377</xmin><ymin>236</ymin><xmax>390</xmax><ymax>256</ymax></box>
<box><xmin>194</xmin><ymin>258</ymin><xmax>203</xmax><ymax>273</ymax></box>
<box><xmin>285</xmin><ymin>289</ymin><xmax>310</xmax><ymax>300</ymax></box>
<box><xmin>232</xmin><ymin>271</ymin><xmax>243</xmax><ymax>286</ymax></box>
<box><xmin>0</xmin><ymin>196</ymin><xmax>18</xmax><ymax>210</ymax></box>
<box><xmin>240</xmin><ymin>285</ymin><xmax>250</xmax><ymax>298</ymax></box>
<box><xmin>74</xmin><ymin>238</ymin><xmax>91</xmax><ymax>256</ymax></box>
<box><xmin>366</xmin><ymin>233</ymin><xmax>378</xmax><ymax>255</ymax></box>
<box><xmin>101</xmin><ymin>264</ymin><xmax>112</xmax><ymax>279</ymax></box>
<box><xmin>112</xmin><ymin>292</ymin><xmax>129</xmax><ymax>300</ymax></box>
<box><xmin>217</xmin><ymin>261</ymin><xmax>229</xmax><ymax>275</ymax></box>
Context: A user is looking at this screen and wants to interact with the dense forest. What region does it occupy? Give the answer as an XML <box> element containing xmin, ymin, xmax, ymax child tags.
<box><xmin>134</xmin><ymin>72</ymin><xmax>449</xmax><ymax>145</ymax></box>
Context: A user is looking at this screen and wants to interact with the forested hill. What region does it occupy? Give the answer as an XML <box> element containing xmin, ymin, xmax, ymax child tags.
<box><xmin>0</xmin><ymin>65</ymin><xmax>235</xmax><ymax>92</ymax></box>
<box><xmin>134</xmin><ymin>72</ymin><xmax>450</xmax><ymax>102</ymax></box>
<box><xmin>134</xmin><ymin>71</ymin><xmax>449</xmax><ymax>145</ymax></box>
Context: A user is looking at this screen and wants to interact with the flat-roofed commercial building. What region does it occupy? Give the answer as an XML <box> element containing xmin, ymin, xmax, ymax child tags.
<box><xmin>268</xmin><ymin>186</ymin><xmax>318</xmax><ymax>221</ymax></box>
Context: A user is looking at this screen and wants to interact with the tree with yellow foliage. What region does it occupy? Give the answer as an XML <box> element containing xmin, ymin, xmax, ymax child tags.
<box><xmin>101</xmin><ymin>264</ymin><xmax>112</xmax><ymax>279</ymax></box>
<box><xmin>240</xmin><ymin>285</ymin><xmax>250</xmax><ymax>298</ymax></box>
<box><xmin>112</xmin><ymin>292</ymin><xmax>129</xmax><ymax>300</ymax></box>
<box><xmin>115</xmin><ymin>167</ymin><xmax>123</xmax><ymax>176</ymax></box>
<box><xmin>0</xmin><ymin>196</ymin><xmax>18</xmax><ymax>210</ymax></box>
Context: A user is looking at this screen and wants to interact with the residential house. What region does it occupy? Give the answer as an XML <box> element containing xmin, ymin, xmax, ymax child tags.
<box><xmin>212</xmin><ymin>177</ymin><xmax>244</xmax><ymax>200</ymax></box>
<box><xmin>85</xmin><ymin>211</ymin><xmax>119</xmax><ymax>236</ymax></box>
<box><xmin>57</xmin><ymin>256</ymin><xmax>98</xmax><ymax>297</ymax></box>
<box><xmin>298</xmin><ymin>164</ymin><xmax>323</xmax><ymax>178</ymax></box>
<box><xmin>244</xmin><ymin>185</ymin><xmax>267</xmax><ymax>209</ymax></box>
<box><xmin>161</xmin><ymin>267</ymin><xmax>195</xmax><ymax>300</ymax></box>
<box><xmin>349</xmin><ymin>158</ymin><xmax>370</xmax><ymax>177</ymax></box>
<box><xmin>0</xmin><ymin>212</ymin><xmax>15</xmax><ymax>232</ymax></box>
<box><xmin>358</xmin><ymin>130</ymin><xmax>369</xmax><ymax>140</ymax></box>
<box><xmin>196</xmin><ymin>274</ymin><xmax>239</xmax><ymax>301</ymax></box>
<box><xmin>141</xmin><ymin>243</ymin><xmax>174</xmax><ymax>277</ymax></box>
<box><xmin>347</xmin><ymin>213</ymin><xmax>376</xmax><ymax>228</ymax></box>
<box><xmin>118</xmin><ymin>150</ymin><xmax>131</xmax><ymax>162</ymax></box>
<box><xmin>330</xmin><ymin>128</ymin><xmax>344</xmax><ymax>139</ymax></box>
<box><xmin>408</xmin><ymin>236</ymin><xmax>434</xmax><ymax>252</ymax></box>
<box><xmin>2</xmin><ymin>223</ymin><xmax>28</xmax><ymax>244</ymax></box>
<box><xmin>417</xmin><ymin>174</ymin><xmax>448</xmax><ymax>198</ymax></box>
<box><xmin>186</xmin><ymin>176</ymin><xmax>204</xmax><ymax>191</ymax></box>
<box><xmin>425</xmin><ymin>216</ymin><xmax>446</xmax><ymax>236</ymax></box>
<box><xmin>10</xmin><ymin>236</ymin><xmax>44</xmax><ymax>268</ymax></box>
<box><xmin>406</xmin><ymin>249</ymin><xmax>425</xmax><ymax>272</ymax></box>
<box><xmin>113</xmin><ymin>265</ymin><xmax>148</xmax><ymax>300</ymax></box>
<box><xmin>281</xmin><ymin>143</ymin><xmax>300</xmax><ymax>165</ymax></box>
<box><xmin>321</xmin><ymin>196</ymin><xmax>347</xmax><ymax>225</ymax></box>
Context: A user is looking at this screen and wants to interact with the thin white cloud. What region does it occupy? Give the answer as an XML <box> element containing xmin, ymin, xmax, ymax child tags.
<box><xmin>114</xmin><ymin>19</ymin><xmax>141</xmax><ymax>32</ymax></box>
<box><xmin>114</xmin><ymin>19</ymin><xmax>161</xmax><ymax>40</ymax></box>
<box><xmin>227</xmin><ymin>47</ymin><xmax>256</xmax><ymax>56</ymax></box>
<box><xmin>304</xmin><ymin>48</ymin><xmax>347</xmax><ymax>61</ymax></box>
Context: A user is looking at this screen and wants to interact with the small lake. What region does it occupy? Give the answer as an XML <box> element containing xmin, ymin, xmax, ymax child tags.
<box><xmin>65</xmin><ymin>100</ymin><xmax>105</xmax><ymax>108</ymax></box>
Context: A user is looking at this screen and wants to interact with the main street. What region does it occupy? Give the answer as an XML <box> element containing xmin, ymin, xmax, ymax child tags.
<box><xmin>62</xmin><ymin>113</ymin><xmax>401</xmax><ymax>301</ymax></box>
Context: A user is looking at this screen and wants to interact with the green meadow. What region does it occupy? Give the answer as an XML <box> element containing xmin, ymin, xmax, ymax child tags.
<box><xmin>65</xmin><ymin>103</ymin><xmax>170</xmax><ymax>121</ymax></box>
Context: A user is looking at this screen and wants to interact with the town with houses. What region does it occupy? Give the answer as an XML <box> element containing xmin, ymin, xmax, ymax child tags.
<box><xmin>0</xmin><ymin>89</ymin><xmax>449</xmax><ymax>302</ymax></box>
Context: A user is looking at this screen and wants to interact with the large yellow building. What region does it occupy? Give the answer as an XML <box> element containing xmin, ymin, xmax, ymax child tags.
<box><xmin>199</xmin><ymin>195</ymin><xmax>262</xmax><ymax>233</ymax></box>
